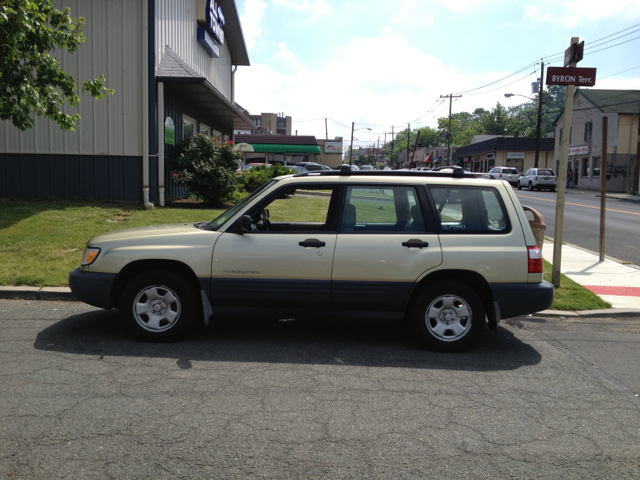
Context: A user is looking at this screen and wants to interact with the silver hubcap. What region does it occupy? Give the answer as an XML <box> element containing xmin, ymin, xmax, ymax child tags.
<box><xmin>425</xmin><ymin>295</ymin><xmax>473</xmax><ymax>342</ymax></box>
<box><xmin>133</xmin><ymin>285</ymin><xmax>181</xmax><ymax>332</ymax></box>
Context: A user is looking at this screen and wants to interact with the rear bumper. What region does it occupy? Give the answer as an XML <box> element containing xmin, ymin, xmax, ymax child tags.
<box><xmin>69</xmin><ymin>268</ymin><xmax>116</xmax><ymax>309</ymax></box>
<box><xmin>490</xmin><ymin>281</ymin><xmax>554</xmax><ymax>319</ymax></box>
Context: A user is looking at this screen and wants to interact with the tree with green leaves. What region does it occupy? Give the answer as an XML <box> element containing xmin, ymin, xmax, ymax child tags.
<box><xmin>0</xmin><ymin>0</ymin><xmax>113</xmax><ymax>131</ymax></box>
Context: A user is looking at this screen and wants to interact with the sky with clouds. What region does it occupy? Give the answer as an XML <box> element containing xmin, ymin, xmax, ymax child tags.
<box><xmin>234</xmin><ymin>0</ymin><xmax>640</xmax><ymax>148</ymax></box>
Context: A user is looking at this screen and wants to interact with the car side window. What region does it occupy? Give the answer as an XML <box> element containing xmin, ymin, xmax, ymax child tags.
<box><xmin>430</xmin><ymin>186</ymin><xmax>510</xmax><ymax>234</ymax></box>
<box><xmin>250</xmin><ymin>186</ymin><xmax>339</xmax><ymax>232</ymax></box>
<box><xmin>340</xmin><ymin>186</ymin><xmax>426</xmax><ymax>233</ymax></box>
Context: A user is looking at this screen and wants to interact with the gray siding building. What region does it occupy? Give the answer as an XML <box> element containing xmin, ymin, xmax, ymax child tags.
<box><xmin>0</xmin><ymin>0</ymin><xmax>254</xmax><ymax>204</ymax></box>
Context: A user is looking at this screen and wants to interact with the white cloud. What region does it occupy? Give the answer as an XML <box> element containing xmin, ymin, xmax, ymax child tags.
<box><xmin>525</xmin><ymin>0</ymin><xmax>640</xmax><ymax>27</ymax></box>
<box><xmin>241</xmin><ymin>0</ymin><xmax>268</xmax><ymax>50</ymax></box>
<box><xmin>235</xmin><ymin>31</ymin><xmax>522</xmax><ymax>141</ymax></box>
<box><xmin>273</xmin><ymin>0</ymin><xmax>335</xmax><ymax>22</ymax></box>
<box><xmin>393</xmin><ymin>0</ymin><xmax>434</xmax><ymax>27</ymax></box>
<box><xmin>434</xmin><ymin>0</ymin><xmax>488</xmax><ymax>12</ymax></box>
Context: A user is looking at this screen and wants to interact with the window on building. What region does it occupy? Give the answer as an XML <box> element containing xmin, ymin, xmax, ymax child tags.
<box><xmin>584</xmin><ymin>122</ymin><xmax>593</xmax><ymax>142</ymax></box>
<box><xmin>276</xmin><ymin>118</ymin><xmax>286</xmax><ymax>135</ymax></box>
<box><xmin>581</xmin><ymin>157</ymin><xmax>590</xmax><ymax>177</ymax></box>
<box><xmin>183</xmin><ymin>115</ymin><xmax>196</xmax><ymax>138</ymax></box>
<box><xmin>593</xmin><ymin>157</ymin><xmax>601</xmax><ymax>177</ymax></box>
<box><xmin>212</xmin><ymin>129</ymin><xmax>222</xmax><ymax>140</ymax></box>
<box><xmin>558</xmin><ymin>128</ymin><xmax>562</xmax><ymax>145</ymax></box>
<box><xmin>200</xmin><ymin>123</ymin><xmax>211</xmax><ymax>137</ymax></box>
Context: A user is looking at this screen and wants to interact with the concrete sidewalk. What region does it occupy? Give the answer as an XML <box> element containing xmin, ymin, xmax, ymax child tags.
<box><xmin>542</xmin><ymin>239</ymin><xmax>640</xmax><ymax>311</ymax></box>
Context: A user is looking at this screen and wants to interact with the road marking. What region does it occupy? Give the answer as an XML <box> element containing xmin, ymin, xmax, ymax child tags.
<box><xmin>517</xmin><ymin>194</ymin><xmax>640</xmax><ymax>216</ymax></box>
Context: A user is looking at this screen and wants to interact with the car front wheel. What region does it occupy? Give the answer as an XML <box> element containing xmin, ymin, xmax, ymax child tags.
<box><xmin>528</xmin><ymin>182</ymin><xmax>534</xmax><ymax>191</ymax></box>
<box><xmin>410</xmin><ymin>281</ymin><xmax>485</xmax><ymax>352</ymax></box>
<box><xmin>120</xmin><ymin>270</ymin><xmax>199</xmax><ymax>341</ymax></box>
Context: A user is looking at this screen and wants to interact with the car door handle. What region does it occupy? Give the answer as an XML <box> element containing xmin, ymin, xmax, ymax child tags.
<box><xmin>402</xmin><ymin>240</ymin><xmax>429</xmax><ymax>248</ymax></box>
<box><xmin>299</xmin><ymin>239</ymin><xmax>326</xmax><ymax>248</ymax></box>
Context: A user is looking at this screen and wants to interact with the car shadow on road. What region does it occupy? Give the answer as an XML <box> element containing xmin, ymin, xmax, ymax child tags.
<box><xmin>34</xmin><ymin>310</ymin><xmax>541</xmax><ymax>371</ymax></box>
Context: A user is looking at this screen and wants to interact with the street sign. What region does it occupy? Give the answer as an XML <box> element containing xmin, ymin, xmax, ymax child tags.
<box><xmin>546</xmin><ymin>67</ymin><xmax>596</xmax><ymax>86</ymax></box>
<box><xmin>564</xmin><ymin>41</ymin><xmax>584</xmax><ymax>67</ymax></box>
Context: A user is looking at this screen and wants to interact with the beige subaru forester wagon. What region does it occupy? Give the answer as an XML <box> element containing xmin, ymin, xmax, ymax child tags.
<box><xmin>70</xmin><ymin>166</ymin><xmax>553</xmax><ymax>352</ymax></box>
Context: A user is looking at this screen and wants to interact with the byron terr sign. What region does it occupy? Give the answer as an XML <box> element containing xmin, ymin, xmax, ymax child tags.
<box><xmin>546</xmin><ymin>67</ymin><xmax>597</xmax><ymax>87</ymax></box>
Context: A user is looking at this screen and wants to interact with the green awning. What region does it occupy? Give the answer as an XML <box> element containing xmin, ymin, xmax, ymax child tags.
<box><xmin>249</xmin><ymin>144</ymin><xmax>322</xmax><ymax>154</ymax></box>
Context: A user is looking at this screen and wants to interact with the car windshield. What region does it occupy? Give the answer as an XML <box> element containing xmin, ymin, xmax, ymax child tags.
<box><xmin>204</xmin><ymin>179</ymin><xmax>278</xmax><ymax>231</ymax></box>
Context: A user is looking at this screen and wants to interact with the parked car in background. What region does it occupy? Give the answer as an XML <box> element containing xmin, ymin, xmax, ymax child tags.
<box><xmin>488</xmin><ymin>166</ymin><xmax>519</xmax><ymax>186</ymax></box>
<box><xmin>288</xmin><ymin>166</ymin><xmax>309</xmax><ymax>174</ymax></box>
<box><xmin>243</xmin><ymin>163</ymin><xmax>272</xmax><ymax>171</ymax></box>
<box><xmin>295</xmin><ymin>162</ymin><xmax>332</xmax><ymax>171</ymax></box>
<box><xmin>518</xmin><ymin>168</ymin><xmax>557</xmax><ymax>192</ymax></box>
<box><xmin>359</xmin><ymin>165</ymin><xmax>375</xmax><ymax>171</ymax></box>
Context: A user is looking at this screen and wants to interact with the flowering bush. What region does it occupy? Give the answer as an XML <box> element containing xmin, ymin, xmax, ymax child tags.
<box><xmin>169</xmin><ymin>134</ymin><xmax>241</xmax><ymax>205</ymax></box>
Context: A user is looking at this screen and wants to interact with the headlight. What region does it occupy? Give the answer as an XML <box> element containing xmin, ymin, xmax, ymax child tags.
<box><xmin>81</xmin><ymin>247</ymin><xmax>101</xmax><ymax>265</ymax></box>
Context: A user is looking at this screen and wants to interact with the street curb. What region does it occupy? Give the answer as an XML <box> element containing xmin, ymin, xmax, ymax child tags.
<box><xmin>532</xmin><ymin>308</ymin><xmax>640</xmax><ymax>318</ymax></box>
<box><xmin>0</xmin><ymin>286</ymin><xmax>75</xmax><ymax>301</ymax></box>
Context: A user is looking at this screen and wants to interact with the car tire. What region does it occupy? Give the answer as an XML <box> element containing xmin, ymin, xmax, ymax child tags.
<box><xmin>120</xmin><ymin>270</ymin><xmax>199</xmax><ymax>342</ymax></box>
<box><xmin>517</xmin><ymin>181</ymin><xmax>522</xmax><ymax>190</ymax></box>
<box><xmin>410</xmin><ymin>281</ymin><xmax>485</xmax><ymax>352</ymax></box>
<box><xmin>528</xmin><ymin>182</ymin><xmax>534</xmax><ymax>191</ymax></box>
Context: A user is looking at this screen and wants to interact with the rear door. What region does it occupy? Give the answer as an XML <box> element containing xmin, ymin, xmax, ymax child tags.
<box><xmin>331</xmin><ymin>184</ymin><xmax>442</xmax><ymax>314</ymax></box>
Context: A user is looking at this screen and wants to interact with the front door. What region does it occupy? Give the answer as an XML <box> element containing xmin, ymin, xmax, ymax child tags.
<box><xmin>211</xmin><ymin>186</ymin><xmax>340</xmax><ymax>311</ymax></box>
<box><xmin>332</xmin><ymin>185</ymin><xmax>442</xmax><ymax>314</ymax></box>
<box><xmin>574</xmin><ymin>159</ymin><xmax>581</xmax><ymax>186</ymax></box>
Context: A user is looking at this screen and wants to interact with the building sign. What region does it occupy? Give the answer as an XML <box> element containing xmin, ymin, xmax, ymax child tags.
<box><xmin>507</xmin><ymin>152</ymin><xmax>525</xmax><ymax>159</ymax></box>
<box><xmin>546</xmin><ymin>67</ymin><xmax>597</xmax><ymax>87</ymax></box>
<box><xmin>206</xmin><ymin>0</ymin><xmax>225</xmax><ymax>46</ymax></box>
<box><xmin>197</xmin><ymin>28</ymin><xmax>220</xmax><ymax>58</ymax></box>
<box><xmin>324</xmin><ymin>141</ymin><xmax>343</xmax><ymax>154</ymax></box>
<box><xmin>463</xmin><ymin>157</ymin><xmax>470</xmax><ymax>163</ymax></box>
<box><xmin>568</xmin><ymin>145</ymin><xmax>589</xmax><ymax>156</ymax></box>
<box><xmin>164</xmin><ymin>117</ymin><xmax>175</xmax><ymax>145</ymax></box>
<box><xmin>487</xmin><ymin>153</ymin><xmax>495</xmax><ymax>159</ymax></box>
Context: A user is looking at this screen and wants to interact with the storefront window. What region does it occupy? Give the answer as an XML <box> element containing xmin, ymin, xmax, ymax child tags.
<box><xmin>593</xmin><ymin>157</ymin><xmax>601</xmax><ymax>177</ymax></box>
<box><xmin>183</xmin><ymin>115</ymin><xmax>196</xmax><ymax>138</ymax></box>
<box><xmin>581</xmin><ymin>157</ymin><xmax>589</xmax><ymax>177</ymax></box>
<box><xmin>200</xmin><ymin>123</ymin><xmax>211</xmax><ymax>137</ymax></box>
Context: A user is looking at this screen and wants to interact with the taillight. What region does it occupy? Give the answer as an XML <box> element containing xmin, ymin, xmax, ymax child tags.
<box><xmin>528</xmin><ymin>246</ymin><xmax>543</xmax><ymax>273</ymax></box>
<box><xmin>499</xmin><ymin>173</ymin><xmax>503</xmax><ymax>177</ymax></box>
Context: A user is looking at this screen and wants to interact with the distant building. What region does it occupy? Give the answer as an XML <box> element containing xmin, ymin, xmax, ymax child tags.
<box><xmin>234</xmin><ymin>112</ymin><xmax>292</xmax><ymax>136</ymax></box>
<box><xmin>552</xmin><ymin>89</ymin><xmax>639</xmax><ymax>192</ymax></box>
<box><xmin>453</xmin><ymin>137</ymin><xmax>555</xmax><ymax>173</ymax></box>
<box><xmin>235</xmin><ymin>134</ymin><xmax>321</xmax><ymax>165</ymax></box>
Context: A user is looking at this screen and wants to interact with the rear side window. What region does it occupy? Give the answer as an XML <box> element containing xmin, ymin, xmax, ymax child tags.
<box><xmin>340</xmin><ymin>186</ymin><xmax>426</xmax><ymax>233</ymax></box>
<box><xmin>429</xmin><ymin>187</ymin><xmax>510</xmax><ymax>234</ymax></box>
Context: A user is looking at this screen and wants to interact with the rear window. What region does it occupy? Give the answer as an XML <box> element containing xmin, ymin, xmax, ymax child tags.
<box><xmin>538</xmin><ymin>169</ymin><xmax>554</xmax><ymax>176</ymax></box>
<box><xmin>429</xmin><ymin>186</ymin><xmax>510</xmax><ymax>234</ymax></box>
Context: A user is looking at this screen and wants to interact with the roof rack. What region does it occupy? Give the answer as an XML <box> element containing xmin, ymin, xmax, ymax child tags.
<box><xmin>294</xmin><ymin>165</ymin><xmax>488</xmax><ymax>179</ymax></box>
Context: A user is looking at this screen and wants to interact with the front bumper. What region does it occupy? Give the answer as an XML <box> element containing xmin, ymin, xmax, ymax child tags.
<box><xmin>490</xmin><ymin>281</ymin><xmax>554</xmax><ymax>319</ymax></box>
<box><xmin>69</xmin><ymin>268</ymin><xmax>117</xmax><ymax>309</ymax></box>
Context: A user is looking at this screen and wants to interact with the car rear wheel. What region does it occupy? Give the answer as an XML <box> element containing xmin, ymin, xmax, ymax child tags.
<box><xmin>410</xmin><ymin>281</ymin><xmax>485</xmax><ymax>352</ymax></box>
<box><xmin>120</xmin><ymin>270</ymin><xmax>199</xmax><ymax>341</ymax></box>
<box><xmin>517</xmin><ymin>181</ymin><xmax>522</xmax><ymax>190</ymax></box>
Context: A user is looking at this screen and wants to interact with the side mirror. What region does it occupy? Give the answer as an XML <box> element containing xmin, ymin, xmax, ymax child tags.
<box><xmin>238</xmin><ymin>215</ymin><xmax>253</xmax><ymax>233</ymax></box>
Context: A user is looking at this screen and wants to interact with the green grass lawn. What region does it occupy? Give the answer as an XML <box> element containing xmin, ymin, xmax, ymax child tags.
<box><xmin>0</xmin><ymin>199</ymin><xmax>224</xmax><ymax>286</ymax></box>
<box><xmin>0</xmin><ymin>198</ymin><xmax>613</xmax><ymax>311</ymax></box>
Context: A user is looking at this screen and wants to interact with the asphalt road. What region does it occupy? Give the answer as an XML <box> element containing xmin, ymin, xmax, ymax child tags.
<box><xmin>514</xmin><ymin>188</ymin><xmax>640</xmax><ymax>266</ymax></box>
<box><xmin>1</xmin><ymin>300</ymin><xmax>639</xmax><ymax>479</ymax></box>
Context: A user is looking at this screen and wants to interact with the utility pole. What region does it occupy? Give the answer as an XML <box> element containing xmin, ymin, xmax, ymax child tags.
<box><xmin>600</xmin><ymin>116</ymin><xmax>608</xmax><ymax>261</ymax></box>
<box><xmin>552</xmin><ymin>37</ymin><xmax>580</xmax><ymax>288</ymax></box>
<box><xmin>405</xmin><ymin>123</ymin><xmax>410</xmax><ymax>169</ymax></box>
<box><xmin>391</xmin><ymin>126</ymin><xmax>395</xmax><ymax>168</ymax></box>
<box><xmin>534</xmin><ymin>60</ymin><xmax>545</xmax><ymax>168</ymax></box>
<box><xmin>349</xmin><ymin>121</ymin><xmax>354</xmax><ymax>166</ymax></box>
<box><xmin>377</xmin><ymin>136</ymin><xmax>380</xmax><ymax>165</ymax></box>
<box><xmin>635</xmin><ymin>102</ymin><xmax>640</xmax><ymax>194</ymax></box>
<box><xmin>325</xmin><ymin>117</ymin><xmax>328</xmax><ymax>140</ymax></box>
<box><xmin>441</xmin><ymin>94</ymin><xmax>462</xmax><ymax>165</ymax></box>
